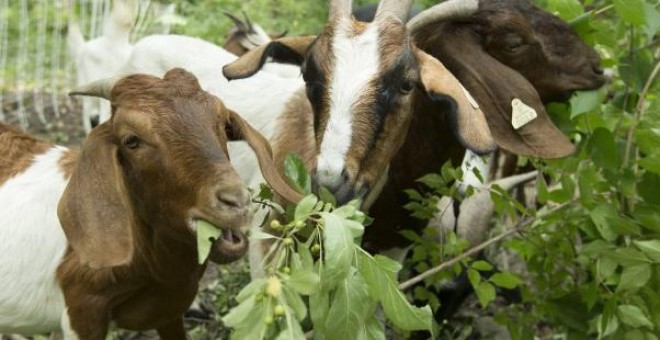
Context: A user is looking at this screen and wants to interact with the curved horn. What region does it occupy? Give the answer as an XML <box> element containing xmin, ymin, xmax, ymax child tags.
<box><xmin>406</xmin><ymin>0</ymin><xmax>479</xmax><ymax>34</ymax></box>
<box><xmin>330</xmin><ymin>0</ymin><xmax>352</xmax><ymax>19</ymax></box>
<box><xmin>375</xmin><ymin>0</ymin><xmax>413</xmax><ymax>23</ymax></box>
<box><xmin>241</xmin><ymin>10</ymin><xmax>254</xmax><ymax>31</ymax></box>
<box><xmin>223</xmin><ymin>11</ymin><xmax>249</xmax><ymax>32</ymax></box>
<box><xmin>69</xmin><ymin>77</ymin><xmax>121</xmax><ymax>99</ymax></box>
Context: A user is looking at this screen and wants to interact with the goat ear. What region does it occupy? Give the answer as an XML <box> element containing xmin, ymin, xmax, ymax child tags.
<box><xmin>223</xmin><ymin>36</ymin><xmax>316</xmax><ymax>80</ymax></box>
<box><xmin>226</xmin><ymin>109</ymin><xmax>303</xmax><ymax>204</ymax></box>
<box><xmin>428</xmin><ymin>26</ymin><xmax>575</xmax><ymax>158</ymax></box>
<box><xmin>57</xmin><ymin>123</ymin><xmax>134</xmax><ymax>269</ymax></box>
<box><xmin>416</xmin><ymin>48</ymin><xmax>497</xmax><ymax>154</ymax></box>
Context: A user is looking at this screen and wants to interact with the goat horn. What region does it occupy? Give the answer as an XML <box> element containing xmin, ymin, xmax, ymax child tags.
<box><xmin>455</xmin><ymin>170</ymin><xmax>538</xmax><ymax>246</ymax></box>
<box><xmin>241</xmin><ymin>10</ymin><xmax>255</xmax><ymax>32</ymax></box>
<box><xmin>223</xmin><ymin>11</ymin><xmax>249</xmax><ymax>32</ymax></box>
<box><xmin>329</xmin><ymin>0</ymin><xmax>352</xmax><ymax>19</ymax></box>
<box><xmin>375</xmin><ymin>0</ymin><xmax>413</xmax><ymax>23</ymax></box>
<box><xmin>406</xmin><ymin>0</ymin><xmax>479</xmax><ymax>34</ymax></box>
<box><xmin>69</xmin><ymin>77</ymin><xmax>121</xmax><ymax>99</ymax></box>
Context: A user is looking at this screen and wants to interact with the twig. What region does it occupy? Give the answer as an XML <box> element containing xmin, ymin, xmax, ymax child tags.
<box><xmin>622</xmin><ymin>60</ymin><xmax>660</xmax><ymax>168</ymax></box>
<box><xmin>399</xmin><ymin>200</ymin><xmax>575</xmax><ymax>291</ymax></box>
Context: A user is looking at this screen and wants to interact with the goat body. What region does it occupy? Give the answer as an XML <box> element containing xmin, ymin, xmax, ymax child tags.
<box><xmin>0</xmin><ymin>69</ymin><xmax>299</xmax><ymax>338</ymax></box>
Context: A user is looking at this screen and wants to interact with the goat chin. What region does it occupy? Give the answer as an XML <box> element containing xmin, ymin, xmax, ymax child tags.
<box><xmin>0</xmin><ymin>147</ymin><xmax>69</xmax><ymax>334</ymax></box>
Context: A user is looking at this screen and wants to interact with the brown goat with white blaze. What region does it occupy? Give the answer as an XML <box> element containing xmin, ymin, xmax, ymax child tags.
<box><xmin>0</xmin><ymin>68</ymin><xmax>300</xmax><ymax>338</ymax></box>
<box><xmin>224</xmin><ymin>0</ymin><xmax>493</xmax><ymax>207</ymax></box>
<box><xmin>223</xmin><ymin>0</ymin><xmax>604</xmax><ymax>288</ymax></box>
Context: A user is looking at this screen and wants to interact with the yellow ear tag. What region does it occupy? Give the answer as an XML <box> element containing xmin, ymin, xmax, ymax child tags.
<box><xmin>511</xmin><ymin>98</ymin><xmax>538</xmax><ymax>129</ymax></box>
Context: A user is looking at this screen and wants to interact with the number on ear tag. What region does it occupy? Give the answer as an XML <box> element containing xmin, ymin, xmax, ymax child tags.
<box><xmin>511</xmin><ymin>98</ymin><xmax>537</xmax><ymax>129</ymax></box>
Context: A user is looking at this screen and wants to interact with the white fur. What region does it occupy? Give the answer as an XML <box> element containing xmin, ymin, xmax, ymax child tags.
<box><xmin>458</xmin><ymin>150</ymin><xmax>492</xmax><ymax>194</ymax></box>
<box><xmin>0</xmin><ymin>147</ymin><xmax>69</xmax><ymax>335</ymax></box>
<box><xmin>316</xmin><ymin>18</ymin><xmax>380</xmax><ymax>189</ymax></box>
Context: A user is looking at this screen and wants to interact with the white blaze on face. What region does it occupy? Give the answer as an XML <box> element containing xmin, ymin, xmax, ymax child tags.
<box><xmin>316</xmin><ymin>18</ymin><xmax>381</xmax><ymax>189</ymax></box>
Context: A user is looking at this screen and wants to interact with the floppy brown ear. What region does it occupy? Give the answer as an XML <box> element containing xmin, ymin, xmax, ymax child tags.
<box><xmin>223</xmin><ymin>36</ymin><xmax>316</xmax><ymax>80</ymax></box>
<box><xmin>226</xmin><ymin>109</ymin><xmax>303</xmax><ymax>204</ymax></box>
<box><xmin>57</xmin><ymin>123</ymin><xmax>134</xmax><ymax>269</ymax></box>
<box><xmin>425</xmin><ymin>24</ymin><xmax>574</xmax><ymax>158</ymax></box>
<box><xmin>415</xmin><ymin>48</ymin><xmax>496</xmax><ymax>154</ymax></box>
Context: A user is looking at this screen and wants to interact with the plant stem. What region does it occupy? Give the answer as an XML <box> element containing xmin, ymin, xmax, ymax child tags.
<box><xmin>399</xmin><ymin>200</ymin><xmax>575</xmax><ymax>291</ymax></box>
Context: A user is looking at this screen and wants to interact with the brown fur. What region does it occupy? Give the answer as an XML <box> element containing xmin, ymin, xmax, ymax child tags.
<box><xmin>54</xmin><ymin>68</ymin><xmax>299</xmax><ymax>338</ymax></box>
<box><xmin>363</xmin><ymin>0</ymin><xmax>605</xmax><ymax>252</ymax></box>
<box><xmin>0</xmin><ymin>122</ymin><xmax>51</xmax><ymax>185</ymax></box>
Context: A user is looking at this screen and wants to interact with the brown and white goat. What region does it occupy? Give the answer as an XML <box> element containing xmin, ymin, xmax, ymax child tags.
<box><xmin>223</xmin><ymin>0</ymin><xmax>494</xmax><ymax>207</ymax></box>
<box><xmin>223</xmin><ymin>0</ymin><xmax>604</xmax><ymax>262</ymax></box>
<box><xmin>363</xmin><ymin>0</ymin><xmax>606</xmax><ymax>254</ymax></box>
<box><xmin>0</xmin><ymin>68</ymin><xmax>300</xmax><ymax>338</ymax></box>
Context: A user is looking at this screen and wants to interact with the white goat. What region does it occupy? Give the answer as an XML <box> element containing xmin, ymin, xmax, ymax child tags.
<box><xmin>68</xmin><ymin>0</ymin><xmax>136</xmax><ymax>133</ymax></box>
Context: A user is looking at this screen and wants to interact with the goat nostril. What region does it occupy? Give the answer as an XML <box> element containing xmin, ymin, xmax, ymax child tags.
<box><xmin>216</xmin><ymin>192</ymin><xmax>246</xmax><ymax>209</ymax></box>
<box><xmin>341</xmin><ymin>168</ymin><xmax>350</xmax><ymax>182</ymax></box>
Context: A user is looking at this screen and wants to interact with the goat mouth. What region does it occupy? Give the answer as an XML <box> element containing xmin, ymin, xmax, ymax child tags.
<box><xmin>192</xmin><ymin>219</ymin><xmax>249</xmax><ymax>264</ymax></box>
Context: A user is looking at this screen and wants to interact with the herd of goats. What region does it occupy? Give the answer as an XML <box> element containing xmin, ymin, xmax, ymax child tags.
<box><xmin>0</xmin><ymin>0</ymin><xmax>608</xmax><ymax>338</ymax></box>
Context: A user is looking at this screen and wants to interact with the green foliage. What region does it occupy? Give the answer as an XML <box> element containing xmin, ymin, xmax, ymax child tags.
<box><xmin>220</xmin><ymin>155</ymin><xmax>433</xmax><ymax>339</ymax></box>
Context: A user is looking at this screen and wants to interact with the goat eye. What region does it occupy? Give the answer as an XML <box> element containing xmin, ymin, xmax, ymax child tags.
<box><xmin>400</xmin><ymin>81</ymin><xmax>415</xmax><ymax>94</ymax></box>
<box><xmin>123</xmin><ymin>135</ymin><xmax>141</xmax><ymax>149</ymax></box>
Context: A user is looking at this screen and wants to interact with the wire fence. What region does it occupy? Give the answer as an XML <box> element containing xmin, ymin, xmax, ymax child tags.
<box><xmin>0</xmin><ymin>0</ymin><xmax>173</xmax><ymax>137</ymax></box>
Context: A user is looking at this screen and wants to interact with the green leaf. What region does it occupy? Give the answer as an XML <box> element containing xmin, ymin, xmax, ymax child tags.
<box><xmin>250</xmin><ymin>230</ymin><xmax>278</xmax><ymax>240</ymax></box>
<box><xmin>588</xmin><ymin>128</ymin><xmax>619</xmax><ymax>171</ymax></box>
<box><xmin>236</xmin><ymin>278</ymin><xmax>266</xmax><ymax>303</ymax></box>
<box><xmin>223</xmin><ymin>295</ymin><xmax>268</xmax><ymax>339</ymax></box>
<box><xmin>318</xmin><ymin>186</ymin><xmax>337</xmax><ymax>207</ymax></box>
<box><xmin>618</xmin><ymin>304</ymin><xmax>654</xmax><ymax>329</ymax></box>
<box><xmin>320</xmin><ymin>213</ymin><xmax>355</xmax><ymax>288</ymax></box>
<box><xmin>635</xmin><ymin>126</ymin><xmax>660</xmax><ymax>156</ymax></box>
<box><xmin>309</xmin><ymin>292</ymin><xmax>330</xmax><ymax>337</ymax></box>
<box><xmin>295</xmin><ymin>194</ymin><xmax>319</xmax><ymax>220</ymax></box>
<box><xmin>357</xmin><ymin>251</ymin><xmax>433</xmax><ymax>333</ymax></box>
<box><xmin>475</xmin><ymin>281</ymin><xmax>497</xmax><ymax>308</ymax></box>
<box><xmin>257</xmin><ymin>183</ymin><xmax>274</xmax><ymax>201</ymax></box>
<box><xmin>325</xmin><ymin>270</ymin><xmax>376</xmax><ymax>339</ymax></box>
<box><xmin>639</xmin><ymin>154</ymin><xmax>660</xmax><ymax>175</ymax></box>
<box><xmin>287</xmin><ymin>270</ymin><xmax>320</xmax><ymax>295</ymax></box>
<box><xmin>467</xmin><ymin>269</ymin><xmax>481</xmax><ymax>289</ymax></box>
<box><xmin>364</xmin><ymin>314</ymin><xmax>387</xmax><ymax>340</ymax></box>
<box><xmin>471</xmin><ymin>260</ymin><xmax>494</xmax><ymax>272</ymax></box>
<box><xmin>489</xmin><ymin>272</ymin><xmax>523</xmax><ymax>289</ymax></box>
<box><xmin>282</xmin><ymin>286</ymin><xmax>307</xmax><ymax>321</ymax></box>
<box><xmin>546</xmin><ymin>0</ymin><xmax>584</xmax><ymax>21</ymax></box>
<box><xmin>274</xmin><ymin>313</ymin><xmax>305</xmax><ymax>340</ymax></box>
<box><xmin>617</xmin><ymin>264</ymin><xmax>652</xmax><ymax>292</ymax></box>
<box><xmin>613</xmin><ymin>0</ymin><xmax>646</xmax><ymax>26</ymax></box>
<box><xmin>196</xmin><ymin>220</ymin><xmax>222</xmax><ymax>265</ymax></box>
<box><xmin>284</xmin><ymin>153</ymin><xmax>312</xmax><ymax>194</ymax></box>
<box><xmin>608</xmin><ymin>248</ymin><xmax>652</xmax><ymax>266</ymax></box>
<box><xmin>570</xmin><ymin>90</ymin><xmax>603</xmax><ymax>119</ymax></box>
<box><xmin>634</xmin><ymin>240</ymin><xmax>660</xmax><ymax>263</ymax></box>
<box><xmin>639</xmin><ymin>173</ymin><xmax>660</xmax><ymax>205</ymax></box>
<box><xmin>589</xmin><ymin>205</ymin><xmax>618</xmax><ymax>242</ymax></box>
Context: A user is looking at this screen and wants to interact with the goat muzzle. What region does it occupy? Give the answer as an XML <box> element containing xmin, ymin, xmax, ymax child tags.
<box><xmin>208</xmin><ymin>228</ymin><xmax>248</xmax><ymax>264</ymax></box>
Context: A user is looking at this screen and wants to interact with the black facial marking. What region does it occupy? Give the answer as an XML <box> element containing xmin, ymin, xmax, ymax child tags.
<box><xmin>362</xmin><ymin>50</ymin><xmax>418</xmax><ymax>159</ymax></box>
<box><xmin>302</xmin><ymin>48</ymin><xmax>327</xmax><ymax>134</ymax></box>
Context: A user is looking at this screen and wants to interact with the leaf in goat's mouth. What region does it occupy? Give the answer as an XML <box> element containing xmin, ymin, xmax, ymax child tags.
<box><xmin>196</xmin><ymin>220</ymin><xmax>222</xmax><ymax>265</ymax></box>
